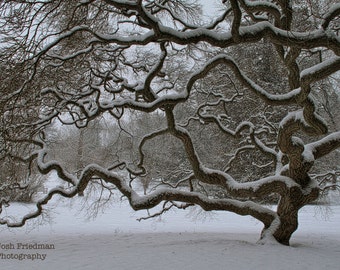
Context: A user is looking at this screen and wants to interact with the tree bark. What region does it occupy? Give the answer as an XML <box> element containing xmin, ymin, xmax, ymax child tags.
<box><xmin>76</xmin><ymin>129</ymin><xmax>85</xmax><ymax>197</ymax></box>
<box><xmin>273</xmin><ymin>196</ymin><xmax>299</xmax><ymax>245</ymax></box>
<box><xmin>273</xmin><ymin>185</ymin><xmax>319</xmax><ymax>245</ymax></box>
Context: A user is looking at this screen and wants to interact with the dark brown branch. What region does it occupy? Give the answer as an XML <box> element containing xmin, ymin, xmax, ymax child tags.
<box><xmin>305</xmin><ymin>131</ymin><xmax>340</xmax><ymax>160</ymax></box>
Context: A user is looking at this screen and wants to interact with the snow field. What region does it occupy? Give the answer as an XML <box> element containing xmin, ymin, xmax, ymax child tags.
<box><xmin>1</xmin><ymin>196</ymin><xmax>340</xmax><ymax>270</ymax></box>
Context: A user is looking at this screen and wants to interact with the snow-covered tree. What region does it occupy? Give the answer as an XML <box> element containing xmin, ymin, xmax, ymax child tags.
<box><xmin>0</xmin><ymin>0</ymin><xmax>339</xmax><ymax>245</ymax></box>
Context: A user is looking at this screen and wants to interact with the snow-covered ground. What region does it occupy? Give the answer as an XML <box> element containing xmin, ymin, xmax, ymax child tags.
<box><xmin>1</xmin><ymin>195</ymin><xmax>340</xmax><ymax>270</ymax></box>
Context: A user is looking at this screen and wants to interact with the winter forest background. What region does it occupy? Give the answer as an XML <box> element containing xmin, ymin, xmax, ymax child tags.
<box><xmin>0</xmin><ymin>0</ymin><xmax>339</xmax><ymax>267</ymax></box>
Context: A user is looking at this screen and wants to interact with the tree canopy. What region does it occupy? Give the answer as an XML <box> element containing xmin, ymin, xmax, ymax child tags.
<box><xmin>0</xmin><ymin>0</ymin><xmax>339</xmax><ymax>245</ymax></box>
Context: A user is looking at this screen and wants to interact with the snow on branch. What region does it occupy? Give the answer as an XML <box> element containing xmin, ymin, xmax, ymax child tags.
<box><xmin>300</xmin><ymin>57</ymin><xmax>340</xmax><ymax>84</ymax></box>
<box><xmin>39</xmin><ymin>18</ymin><xmax>339</xmax><ymax>56</ymax></box>
<box><xmin>239</xmin><ymin>0</ymin><xmax>281</xmax><ymax>23</ymax></box>
<box><xmin>304</xmin><ymin>131</ymin><xmax>340</xmax><ymax>161</ymax></box>
<box><xmin>165</xmin><ymin>107</ymin><xmax>299</xmax><ymax>200</ymax></box>
<box><xmin>187</xmin><ymin>54</ymin><xmax>301</xmax><ymax>106</ymax></box>
<box><xmin>2</xmin><ymin>150</ymin><xmax>279</xmax><ymax>230</ymax></box>
<box><xmin>322</xmin><ymin>3</ymin><xmax>340</xmax><ymax>29</ymax></box>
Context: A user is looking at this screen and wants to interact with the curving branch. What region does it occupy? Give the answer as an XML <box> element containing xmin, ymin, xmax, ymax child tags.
<box><xmin>239</xmin><ymin>0</ymin><xmax>282</xmax><ymax>23</ymax></box>
<box><xmin>1</xmin><ymin>148</ymin><xmax>278</xmax><ymax>230</ymax></box>
<box><xmin>322</xmin><ymin>3</ymin><xmax>340</xmax><ymax>29</ymax></box>
<box><xmin>186</xmin><ymin>54</ymin><xmax>301</xmax><ymax>106</ymax></box>
<box><xmin>304</xmin><ymin>131</ymin><xmax>340</xmax><ymax>161</ymax></box>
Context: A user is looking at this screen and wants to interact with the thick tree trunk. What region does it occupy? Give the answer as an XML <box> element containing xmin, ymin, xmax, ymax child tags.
<box><xmin>271</xmin><ymin>185</ymin><xmax>319</xmax><ymax>245</ymax></box>
<box><xmin>273</xmin><ymin>196</ymin><xmax>299</xmax><ymax>245</ymax></box>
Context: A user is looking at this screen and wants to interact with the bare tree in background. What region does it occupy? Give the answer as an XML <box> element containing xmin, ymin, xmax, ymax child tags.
<box><xmin>0</xmin><ymin>0</ymin><xmax>339</xmax><ymax>245</ymax></box>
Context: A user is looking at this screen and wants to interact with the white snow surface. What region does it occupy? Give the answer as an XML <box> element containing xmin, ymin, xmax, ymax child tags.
<box><xmin>1</xmin><ymin>195</ymin><xmax>340</xmax><ymax>270</ymax></box>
